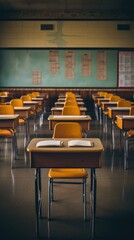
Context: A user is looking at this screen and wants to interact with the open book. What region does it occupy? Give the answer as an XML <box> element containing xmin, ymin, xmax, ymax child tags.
<box><xmin>36</xmin><ymin>140</ymin><xmax>62</xmax><ymax>147</ymax></box>
<box><xmin>68</xmin><ymin>140</ymin><xmax>94</xmax><ymax>147</ymax></box>
<box><xmin>53</xmin><ymin>115</ymin><xmax>88</xmax><ymax>119</ymax></box>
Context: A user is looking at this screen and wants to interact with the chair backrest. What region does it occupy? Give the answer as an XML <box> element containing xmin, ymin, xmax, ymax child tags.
<box><xmin>104</xmin><ymin>93</ymin><xmax>113</xmax><ymax>98</ymax></box>
<box><xmin>99</xmin><ymin>92</ymin><xmax>107</xmax><ymax>96</ymax></box>
<box><xmin>65</xmin><ymin>92</ymin><xmax>75</xmax><ymax>98</ymax></box>
<box><xmin>20</xmin><ymin>95</ymin><xmax>31</xmax><ymax>101</ymax></box>
<box><xmin>117</xmin><ymin>100</ymin><xmax>131</xmax><ymax>107</ymax></box>
<box><xmin>66</xmin><ymin>96</ymin><xmax>76</xmax><ymax>101</ymax></box>
<box><xmin>10</xmin><ymin>99</ymin><xmax>23</xmax><ymax>107</ymax></box>
<box><xmin>53</xmin><ymin>122</ymin><xmax>83</xmax><ymax>138</ymax></box>
<box><xmin>0</xmin><ymin>104</ymin><xmax>14</xmax><ymax>114</ymax></box>
<box><xmin>109</xmin><ymin>95</ymin><xmax>121</xmax><ymax>102</ymax></box>
<box><xmin>62</xmin><ymin>106</ymin><xmax>80</xmax><ymax>115</ymax></box>
<box><xmin>129</xmin><ymin>106</ymin><xmax>134</xmax><ymax>115</ymax></box>
<box><xmin>32</xmin><ymin>92</ymin><xmax>40</xmax><ymax>97</ymax></box>
<box><xmin>29</xmin><ymin>93</ymin><xmax>36</xmax><ymax>98</ymax></box>
<box><xmin>64</xmin><ymin>101</ymin><xmax>78</xmax><ymax>106</ymax></box>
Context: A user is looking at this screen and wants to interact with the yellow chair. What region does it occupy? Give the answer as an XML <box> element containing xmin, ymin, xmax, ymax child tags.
<box><xmin>65</xmin><ymin>92</ymin><xmax>75</xmax><ymax>98</ymax></box>
<box><xmin>117</xmin><ymin>100</ymin><xmax>131</xmax><ymax>107</ymax></box>
<box><xmin>65</xmin><ymin>96</ymin><xmax>76</xmax><ymax>101</ymax></box>
<box><xmin>99</xmin><ymin>92</ymin><xmax>107</xmax><ymax>97</ymax></box>
<box><xmin>48</xmin><ymin>122</ymin><xmax>88</xmax><ymax>220</ymax></box>
<box><xmin>0</xmin><ymin>104</ymin><xmax>18</xmax><ymax>168</ymax></box>
<box><xmin>104</xmin><ymin>93</ymin><xmax>113</xmax><ymax>98</ymax></box>
<box><xmin>62</xmin><ymin>106</ymin><xmax>80</xmax><ymax>115</ymax></box>
<box><xmin>109</xmin><ymin>95</ymin><xmax>121</xmax><ymax>102</ymax></box>
<box><xmin>32</xmin><ymin>91</ymin><xmax>40</xmax><ymax>97</ymax></box>
<box><xmin>64</xmin><ymin>100</ymin><xmax>78</xmax><ymax>107</ymax></box>
<box><xmin>10</xmin><ymin>99</ymin><xmax>28</xmax><ymax>145</ymax></box>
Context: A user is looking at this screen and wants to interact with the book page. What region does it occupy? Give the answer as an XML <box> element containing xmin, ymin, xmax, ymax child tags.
<box><xmin>36</xmin><ymin>140</ymin><xmax>62</xmax><ymax>147</ymax></box>
<box><xmin>68</xmin><ymin>140</ymin><xmax>94</xmax><ymax>147</ymax></box>
<box><xmin>53</xmin><ymin>115</ymin><xmax>88</xmax><ymax>119</ymax></box>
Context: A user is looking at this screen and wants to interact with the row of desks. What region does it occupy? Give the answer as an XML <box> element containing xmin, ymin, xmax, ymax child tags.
<box><xmin>26</xmin><ymin>94</ymin><xmax>104</xmax><ymax>239</ymax></box>
<box><xmin>0</xmin><ymin>93</ymin><xmax>104</xmax><ymax>239</ymax></box>
<box><xmin>92</xmin><ymin>93</ymin><xmax>134</xmax><ymax>169</ymax></box>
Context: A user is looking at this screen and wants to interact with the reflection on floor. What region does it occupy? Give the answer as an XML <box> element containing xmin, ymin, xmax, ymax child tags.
<box><xmin>0</xmin><ymin>112</ymin><xmax>134</xmax><ymax>240</ymax></box>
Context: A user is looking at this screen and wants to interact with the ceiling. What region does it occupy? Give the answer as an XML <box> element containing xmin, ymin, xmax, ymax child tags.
<box><xmin>0</xmin><ymin>0</ymin><xmax>133</xmax><ymax>20</ymax></box>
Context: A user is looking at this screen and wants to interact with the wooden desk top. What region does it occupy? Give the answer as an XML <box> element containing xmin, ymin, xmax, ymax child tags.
<box><xmin>108</xmin><ymin>107</ymin><xmax>131</xmax><ymax>119</ymax></box>
<box><xmin>32</xmin><ymin>98</ymin><xmax>44</xmax><ymax>101</ymax></box>
<box><xmin>101</xmin><ymin>102</ymin><xmax>118</xmax><ymax>111</ymax></box>
<box><xmin>97</xmin><ymin>98</ymin><xmax>110</xmax><ymax>106</ymax></box>
<box><xmin>51</xmin><ymin>107</ymin><xmax>87</xmax><ymax>111</ymax></box>
<box><xmin>27</xmin><ymin>138</ymin><xmax>104</xmax><ymax>168</ymax></box>
<box><xmin>55</xmin><ymin>101</ymin><xmax>84</xmax><ymax>106</ymax></box>
<box><xmin>23</xmin><ymin>101</ymin><xmax>38</xmax><ymax>104</ymax></box>
<box><xmin>0</xmin><ymin>114</ymin><xmax>19</xmax><ymax>119</ymax></box>
<box><xmin>48</xmin><ymin>115</ymin><xmax>91</xmax><ymax>120</ymax></box>
<box><xmin>92</xmin><ymin>94</ymin><xmax>104</xmax><ymax>102</ymax></box>
<box><xmin>48</xmin><ymin>115</ymin><xmax>91</xmax><ymax>131</ymax></box>
<box><xmin>51</xmin><ymin>107</ymin><xmax>87</xmax><ymax>115</ymax></box>
<box><xmin>58</xmin><ymin>98</ymin><xmax>83</xmax><ymax>101</ymax></box>
<box><xmin>14</xmin><ymin>107</ymin><xmax>31</xmax><ymax>110</ymax></box>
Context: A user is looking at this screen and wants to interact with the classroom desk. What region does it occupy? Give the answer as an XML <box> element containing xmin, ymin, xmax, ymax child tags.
<box><xmin>107</xmin><ymin>107</ymin><xmax>131</xmax><ymax>150</ymax></box>
<box><xmin>0</xmin><ymin>114</ymin><xmax>19</xmax><ymax>167</ymax></box>
<box><xmin>51</xmin><ymin>107</ymin><xmax>87</xmax><ymax>115</ymax></box>
<box><xmin>101</xmin><ymin>102</ymin><xmax>118</xmax><ymax>111</ymax></box>
<box><xmin>58</xmin><ymin>97</ymin><xmax>83</xmax><ymax>102</ymax></box>
<box><xmin>14</xmin><ymin>106</ymin><xmax>31</xmax><ymax>118</ymax></box>
<box><xmin>31</xmin><ymin>97</ymin><xmax>45</xmax><ymax>112</ymax></box>
<box><xmin>0</xmin><ymin>114</ymin><xmax>19</xmax><ymax>129</ymax></box>
<box><xmin>97</xmin><ymin>98</ymin><xmax>110</xmax><ymax>107</ymax></box>
<box><xmin>48</xmin><ymin>115</ymin><xmax>91</xmax><ymax>131</ymax></box>
<box><xmin>0</xmin><ymin>95</ymin><xmax>9</xmax><ymax>104</ymax></box>
<box><xmin>23</xmin><ymin>101</ymin><xmax>38</xmax><ymax>111</ymax></box>
<box><xmin>116</xmin><ymin>115</ymin><xmax>134</xmax><ymax>169</ymax></box>
<box><xmin>27</xmin><ymin>137</ymin><xmax>104</xmax><ymax>239</ymax></box>
<box><xmin>14</xmin><ymin>106</ymin><xmax>31</xmax><ymax>140</ymax></box>
<box><xmin>55</xmin><ymin>101</ymin><xmax>85</xmax><ymax>108</ymax></box>
<box><xmin>59</xmin><ymin>94</ymin><xmax>81</xmax><ymax>98</ymax></box>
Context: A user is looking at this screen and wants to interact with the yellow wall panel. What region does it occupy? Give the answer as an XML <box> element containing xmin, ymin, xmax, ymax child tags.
<box><xmin>0</xmin><ymin>20</ymin><xmax>134</xmax><ymax>48</ymax></box>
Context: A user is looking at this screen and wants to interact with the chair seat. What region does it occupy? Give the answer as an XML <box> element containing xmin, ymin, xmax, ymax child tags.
<box><xmin>0</xmin><ymin>129</ymin><xmax>14</xmax><ymax>136</ymax></box>
<box><xmin>127</xmin><ymin>130</ymin><xmax>134</xmax><ymax>138</ymax></box>
<box><xmin>48</xmin><ymin>168</ymin><xmax>88</xmax><ymax>178</ymax></box>
<box><xmin>104</xmin><ymin>110</ymin><xmax>108</xmax><ymax>115</ymax></box>
<box><xmin>19</xmin><ymin>118</ymin><xmax>26</xmax><ymax>124</ymax></box>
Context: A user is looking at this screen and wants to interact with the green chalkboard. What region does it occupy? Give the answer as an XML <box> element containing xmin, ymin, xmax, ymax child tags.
<box><xmin>0</xmin><ymin>49</ymin><xmax>117</xmax><ymax>87</ymax></box>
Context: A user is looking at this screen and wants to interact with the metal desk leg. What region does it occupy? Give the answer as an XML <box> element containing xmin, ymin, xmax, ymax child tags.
<box><xmin>124</xmin><ymin>132</ymin><xmax>128</xmax><ymax>170</ymax></box>
<box><xmin>90</xmin><ymin>168</ymin><xmax>96</xmax><ymax>239</ymax></box>
<box><xmin>94</xmin><ymin>103</ymin><xmax>99</xmax><ymax>121</ymax></box>
<box><xmin>35</xmin><ymin>168</ymin><xmax>42</xmax><ymax>237</ymax></box>
<box><xmin>99</xmin><ymin>107</ymin><xmax>102</xmax><ymax>124</ymax></box>
<box><xmin>112</xmin><ymin>120</ymin><xmax>115</xmax><ymax>150</ymax></box>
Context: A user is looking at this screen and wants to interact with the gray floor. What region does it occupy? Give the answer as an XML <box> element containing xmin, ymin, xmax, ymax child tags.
<box><xmin>0</xmin><ymin>112</ymin><xmax>134</xmax><ymax>240</ymax></box>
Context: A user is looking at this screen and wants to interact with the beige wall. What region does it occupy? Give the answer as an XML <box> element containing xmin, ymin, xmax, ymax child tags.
<box><xmin>0</xmin><ymin>20</ymin><xmax>134</xmax><ymax>48</ymax></box>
